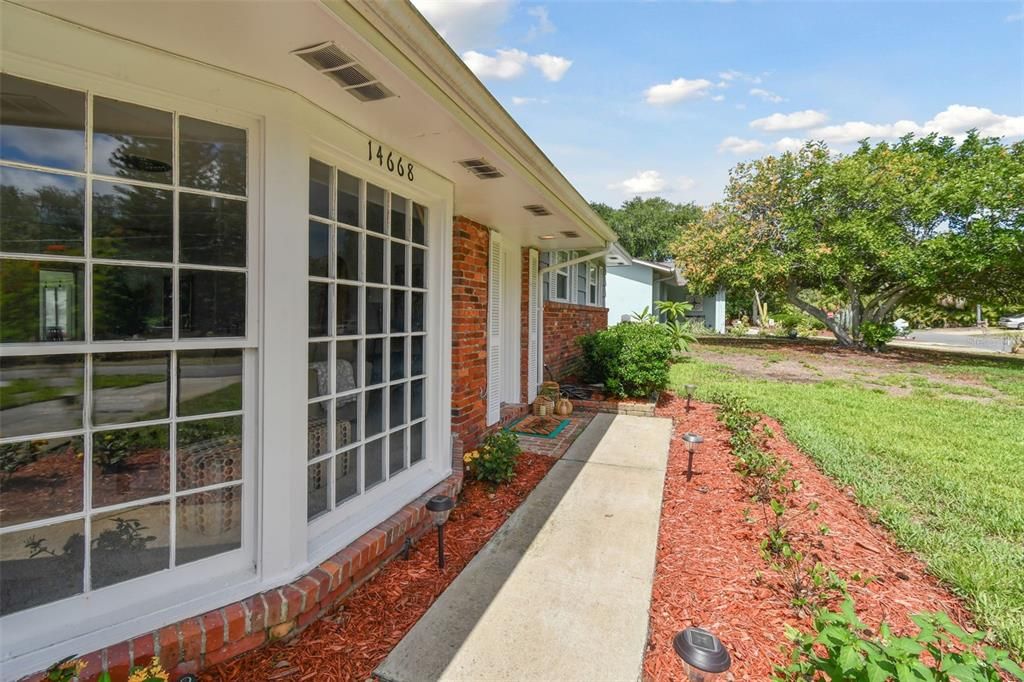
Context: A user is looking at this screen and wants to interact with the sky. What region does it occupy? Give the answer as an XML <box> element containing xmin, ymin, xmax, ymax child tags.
<box><xmin>411</xmin><ymin>0</ymin><xmax>1024</xmax><ymax>207</ymax></box>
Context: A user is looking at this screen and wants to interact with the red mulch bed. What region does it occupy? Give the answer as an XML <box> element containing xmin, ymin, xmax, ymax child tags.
<box><xmin>644</xmin><ymin>396</ymin><xmax>977</xmax><ymax>681</ymax></box>
<box><xmin>203</xmin><ymin>453</ymin><xmax>554</xmax><ymax>681</ymax></box>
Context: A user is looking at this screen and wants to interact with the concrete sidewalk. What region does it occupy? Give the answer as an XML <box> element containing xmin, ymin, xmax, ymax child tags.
<box><xmin>375</xmin><ymin>413</ymin><xmax>672</xmax><ymax>682</ymax></box>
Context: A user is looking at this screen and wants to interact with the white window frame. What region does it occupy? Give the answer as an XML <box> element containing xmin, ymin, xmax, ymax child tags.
<box><xmin>0</xmin><ymin>69</ymin><xmax>262</xmax><ymax>667</ymax></box>
<box><xmin>549</xmin><ymin>250</ymin><xmax>572</xmax><ymax>303</ymax></box>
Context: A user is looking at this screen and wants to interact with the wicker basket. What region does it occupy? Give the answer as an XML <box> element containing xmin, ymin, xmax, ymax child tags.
<box><xmin>533</xmin><ymin>395</ymin><xmax>554</xmax><ymax>416</ymax></box>
<box><xmin>539</xmin><ymin>381</ymin><xmax>559</xmax><ymax>400</ymax></box>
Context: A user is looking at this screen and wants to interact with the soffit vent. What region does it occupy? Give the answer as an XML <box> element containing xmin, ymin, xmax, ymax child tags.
<box><xmin>523</xmin><ymin>204</ymin><xmax>553</xmax><ymax>217</ymax></box>
<box><xmin>560</xmin><ymin>230</ymin><xmax>580</xmax><ymax>238</ymax></box>
<box><xmin>292</xmin><ymin>42</ymin><xmax>395</xmax><ymax>103</ymax></box>
<box><xmin>457</xmin><ymin>158</ymin><xmax>505</xmax><ymax>179</ymax></box>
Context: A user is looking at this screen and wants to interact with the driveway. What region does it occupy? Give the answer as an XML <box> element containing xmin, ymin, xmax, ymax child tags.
<box><xmin>891</xmin><ymin>327</ymin><xmax>1020</xmax><ymax>354</ymax></box>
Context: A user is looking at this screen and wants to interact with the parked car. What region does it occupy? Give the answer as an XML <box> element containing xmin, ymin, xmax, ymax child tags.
<box><xmin>997</xmin><ymin>312</ymin><xmax>1024</xmax><ymax>329</ymax></box>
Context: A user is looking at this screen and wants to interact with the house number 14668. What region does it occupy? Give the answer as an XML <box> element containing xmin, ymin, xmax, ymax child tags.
<box><xmin>368</xmin><ymin>140</ymin><xmax>414</xmax><ymax>181</ymax></box>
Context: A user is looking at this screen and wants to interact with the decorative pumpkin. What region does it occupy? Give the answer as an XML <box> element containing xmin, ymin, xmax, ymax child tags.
<box><xmin>555</xmin><ymin>395</ymin><xmax>573</xmax><ymax>416</ymax></box>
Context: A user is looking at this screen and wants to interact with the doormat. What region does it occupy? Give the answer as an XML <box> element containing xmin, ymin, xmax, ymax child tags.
<box><xmin>508</xmin><ymin>415</ymin><xmax>571</xmax><ymax>438</ymax></box>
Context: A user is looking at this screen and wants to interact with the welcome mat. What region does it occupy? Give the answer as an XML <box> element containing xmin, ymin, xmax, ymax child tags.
<box><xmin>508</xmin><ymin>415</ymin><xmax>571</xmax><ymax>438</ymax></box>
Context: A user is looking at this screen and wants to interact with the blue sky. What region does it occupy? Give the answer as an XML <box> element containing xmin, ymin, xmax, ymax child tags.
<box><xmin>412</xmin><ymin>0</ymin><xmax>1024</xmax><ymax>206</ymax></box>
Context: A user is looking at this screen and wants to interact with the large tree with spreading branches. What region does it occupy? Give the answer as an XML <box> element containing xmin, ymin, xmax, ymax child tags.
<box><xmin>673</xmin><ymin>132</ymin><xmax>1024</xmax><ymax>346</ymax></box>
<box><xmin>592</xmin><ymin>196</ymin><xmax>702</xmax><ymax>262</ymax></box>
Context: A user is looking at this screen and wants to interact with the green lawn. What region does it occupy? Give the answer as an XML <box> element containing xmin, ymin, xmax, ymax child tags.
<box><xmin>670</xmin><ymin>343</ymin><xmax>1024</xmax><ymax>654</ymax></box>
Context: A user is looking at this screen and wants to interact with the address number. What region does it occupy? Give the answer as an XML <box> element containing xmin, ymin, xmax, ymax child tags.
<box><xmin>368</xmin><ymin>140</ymin><xmax>414</xmax><ymax>181</ymax></box>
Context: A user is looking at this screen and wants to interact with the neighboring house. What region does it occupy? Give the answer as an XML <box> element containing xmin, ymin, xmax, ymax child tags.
<box><xmin>0</xmin><ymin>2</ymin><xmax>622</xmax><ymax>678</ymax></box>
<box><xmin>606</xmin><ymin>259</ymin><xmax>727</xmax><ymax>333</ymax></box>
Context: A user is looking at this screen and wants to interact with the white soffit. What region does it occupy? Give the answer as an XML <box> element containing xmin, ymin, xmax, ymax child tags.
<box><xmin>13</xmin><ymin>0</ymin><xmax>610</xmax><ymax>250</ymax></box>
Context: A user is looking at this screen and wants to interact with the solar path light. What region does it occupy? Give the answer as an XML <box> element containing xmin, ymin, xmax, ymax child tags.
<box><xmin>684</xmin><ymin>384</ymin><xmax>697</xmax><ymax>411</ymax></box>
<box><xmin>682</xmin><ymin>433</ymin><xmax>704</xmax><ymax>482</ymax></box>
<box><xmin>673</xmin><ymin>627</ymin><xmax>731</xmax><ymax>681</ymax></box>
<box><xmin>426</xmin><ymin>494</ymin><xmax>454</xmax><ymax>568</ymax></box>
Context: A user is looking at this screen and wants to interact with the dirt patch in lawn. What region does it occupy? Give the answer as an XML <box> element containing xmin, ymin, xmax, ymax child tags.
<box><xmin>644</xmin><ymin>395</ymin><xmax>979</xmax><ymax>681</ymax></box>
<box><xmin>203</xmin><ymin>453</ymin><xmax>554</xmax><ymax>682</ymax></box>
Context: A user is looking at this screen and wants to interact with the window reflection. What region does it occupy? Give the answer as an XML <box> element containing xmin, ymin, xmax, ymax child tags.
<box><xmin>337</xmin><ymin>227</ymin><xmax>359</xmax><ymax>281</ymax></box>
<box><xmin>309</xmin><ymin>160</ymin><xmax>331</xmax><ymax>220</ymax></box>
<box><xmin>389</xmin><ymin>429</ymin><xmax>405</xmax><ymax>476</ymax></box>
<box><xmin>391</xmin><ymin>194</ymin><xmax>408</xmax><ymax>241</ymax></box>
<box><xmin>412</xmin><ymin>203</ymin><xmax>427</xmax><ymax>246</ymax></box>
<box><xmin>337</xmin><ymin>171</ymin><xmax>359</xmax><ymax>227</ymax></box>
<box><xmin>179</xmin><ymin>116</ymin><xmax>246</xmax><ymax>196</ymax></box>
<box><xmin>366</xmin><ymin>183</ymin><xmax>385</xmax><ymax>233</ymax></box>
<box><xmin>91</xmin><ymin>424</ymin><xmax>170</xmax><ymax>508</ymax></box>
<box><xmin>364</xmin><ymin>438</ymin><xmax>384</xmax><ymax>489</ymax></box>
<box><xmin>179</xmin><ymin>194</ymin><xmax>246</xmax><ymax>268</ymax></box>
<box><xmin>0</xmin><ymin>74</ymin><xmax>86</xmax><ymax>171</ymax></box>
<box><xmin>0</xmin><ymin>354</ymin><xmax>83</xmax><ymax>438</ymax></box>
<box><xmin>90</xmin><ymin>502</ymin><xmax>169</xmax><ymax>589</ymax></box>
<box><xmin>92</xmin><ymin>180</ymin><xmax>173</xmax><ymax>262</ymax></box>
<box><xmin>335</xmin><ymin>449</ymin><xmax>358</xmax><ymax>503</ymax></box>
<box><xmin>0</xmin><ymin>436</ymin><xmax>84</xmax><ymax>527</ymax></box>
<box><xmin>0</xmin><ymin>166</ymin><xmax>85</xmax><ymax>256</ymax></box>
<box><xmin>309</xmin><ymin>221</ymin><xmax>329</xmax><ymax>278</ymax></box>
<box><xmin>410</xmin><ymin>422</ymin><xmax>424</xmax><ymax>464</ymax></box>
<box><xmin>92</xmin><ymin>265</ymin><xmax>172</xmax><ymax>341</ymax></box>
<box><xmin>178</xmin><ymin>349</ymin><xmax>242</xmax><ymax>416</ymax></box>
<box><xmin>177</xmin><ymin>417</ymin><xmax>242</xmax><ymax>491</ymax></box>
<box><xmin>1</xmin><ymin>259</ymin><xmax>85</xmax><ymax>343</ymax></box>
<box><xmin>92</xmin><ymin>97</ymin><xmax>173</xmax><ymax>184</ymax></box>
<box><xmin>92</xmin><ymin>352</ymin><xmax>170</xmax><ymax>426</ymax></box>
<box><xmin>179</xmin><ymin>269</ymin><xmax>245</xmax><ymax>338</ymax></box>
<box><xmin>176</xmin><ymin>486</ymin><xmax>242</xmax><ymax>565</ymax></box>
<box><xmin>0</xmin><ymin>519</ymin><xmax>84</xmax><ymax>615</ymax></box>
<box><xmin>307</xmin><ymin>460</ymin><xmax>328</xmax><ymax>520</ymax></box>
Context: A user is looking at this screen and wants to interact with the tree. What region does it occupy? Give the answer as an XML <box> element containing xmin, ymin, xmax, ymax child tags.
<box><xmin>592</xmin><ymin>196</ymin><xmax>702</xmax><ymax>262</ymax></box>
<box><xmin>673</xmin><ymin>133</ymin><xmax>1024</xmax><ymax>346</ymax></box>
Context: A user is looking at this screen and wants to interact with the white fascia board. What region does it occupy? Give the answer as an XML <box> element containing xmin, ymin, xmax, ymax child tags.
<box><xmin>329</xmin><ymin>0</ymin><xmax>617</xmax><ymax>245</ymax></box>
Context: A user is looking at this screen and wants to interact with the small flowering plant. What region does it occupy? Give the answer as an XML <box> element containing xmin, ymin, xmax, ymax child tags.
<box><xmin>98</xmin><ymin>657</ymin><xmax>170</xmax><ymax>682</ymax></box>
<box><xmin>463</xmin><ymin>430</ymin><xmax>521</xmax><ymax>485</ymax></box>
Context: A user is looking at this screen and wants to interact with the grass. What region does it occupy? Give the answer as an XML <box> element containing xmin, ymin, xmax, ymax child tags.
<box><xmin>1</xmin><ymin>374</ymin><xmax>165</xmax><ymax>410</ymax></box>
<box><xmin>670</xmin><ymin>347</ymin><xmax>1024</xmax><ymax>655</ymax></box>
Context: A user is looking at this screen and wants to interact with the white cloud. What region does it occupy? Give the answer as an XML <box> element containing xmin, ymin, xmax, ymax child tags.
<box><xmin>718</xmin><ymin>136</ymin><xmax>766</xmax><ymax>154</ymax></box>
<box><xmin>772</xmin><ymin>137</ymin><xmax>806</xmax><ymax>153</ymax></box>
<box><xmin>711</xmin><ymin>95</ymin><xmax>725</xmax><ymax>102</ymax></box>
<box><xmin>676</xmin><ymin>176</ymin><xmax>697</xmax><ymax>191</ymax></box>
<box><xmin>718</xmin><ymin>70</ymin><xmax>740</xmax><ymax>81</ymax></box>
<box><xmin>1007</xmin><ymin>10</ymin><xmax>1024</xmax><ymax>22</ymax></box>
<box><xmin>530</xmin><ymin>53</ymin><xmax>573</xmax><ymax>81</ymax></box>
<box><xmin>462</xmin><ymin>48</ymin><xmax>529</xmax><ymax>80</ymax></box>
<box><xmin>718</xmin><ymin>69</ymin><xmax>762</xmax><ymax>85</ymax></box>
<box><xmin>806</xmin><ymin>105</ymin><xmax>1024</xmax><ymax>144</ymax></box>
<box><xmin>750</xmin><ymin>88</ymin><xmax>786</xmax><ymax>103</ymax></box>
<box><xmin>412</xmin><ymin>0</ymin><xmax>513</xmax><ymax>51</ymax></box>
<box><xmin>644</xmin><ymin>77</ymin><xmax>713</xmax><ymax>105</ymax></box>
<box><xmin>511</xmin><ymin>96</ymin><xmax>547</xmax><ymax>106</ymax></box>
<box><xmin>608</xmin><ymin>170</ymin><xmax>667</xmax><ymax>194</ymax></box>
<box><xmin>750</xmin><ymin>109</ymin><xmax>828</xmax><ymax>131</ymax></box>
<box><xmin>526</xmin><ymin>6</ymin><xmax>555</xmax><ymax>39</ymax></box>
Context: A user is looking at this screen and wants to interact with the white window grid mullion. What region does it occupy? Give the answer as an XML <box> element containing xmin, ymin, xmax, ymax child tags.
<box><xmin>168</xmin><ymin>350</ymin><xmax>178</xmax><ymax>567</ymax></box>
<box><xmin>82</xmin><ymin>351</ymin><xmax>93</xmax><ymax>592</ymax></box>
<box><xmin>0</xmin><ymin>507</ymin><xmax>86</xmax><ymax>535</ymax></box>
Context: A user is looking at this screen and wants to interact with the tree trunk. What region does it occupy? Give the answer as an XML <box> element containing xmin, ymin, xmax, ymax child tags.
<box><xmin>786</xmin><ymin>283</ymin><xmax>856</xmax><ymax>346</ymax></box>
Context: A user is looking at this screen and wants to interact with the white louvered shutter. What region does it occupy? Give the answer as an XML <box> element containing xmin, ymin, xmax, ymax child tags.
<box><xmin>527</xmin><ymin>249</ymin><xmax>539</xmax><ymax>402</ymax></box>
<box><xmin>487</xmin><ymin>231</ymin><xmax>503</xmax><ymax>425</ymax></box>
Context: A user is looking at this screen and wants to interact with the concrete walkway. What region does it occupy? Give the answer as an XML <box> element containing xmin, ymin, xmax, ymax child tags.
<box><xmin>375</xmin><ymin>413</ymin><xmax>672</xmax><ymax>682</ymax></box>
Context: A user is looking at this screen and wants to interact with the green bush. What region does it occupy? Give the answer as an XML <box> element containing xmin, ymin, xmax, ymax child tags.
<box><xmin>578</xmin><ymin>323</ymin><xmax>674</xmax><ymax>398</ymax></box>
<box><xmin>464</xmin><ymin>429</ymin><xmax>521</xmax><ymax>485</ymax></box>
<box><xmin>860</xmin><ymin>321</ymin><xmax>898</xmax><ymax>350</ymax></box>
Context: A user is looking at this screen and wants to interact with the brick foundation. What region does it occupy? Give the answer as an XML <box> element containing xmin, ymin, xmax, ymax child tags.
<box><xmin>543</xmin><ymin>301</ymin><xmax>608</xmax><ymax>380</ymax></box>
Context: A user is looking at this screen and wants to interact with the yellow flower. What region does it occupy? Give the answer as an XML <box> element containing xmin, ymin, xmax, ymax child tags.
<box><xmin>127</xmin><ymin>657</ymin><xmax>169</xmax><ymax>682</ymax></box>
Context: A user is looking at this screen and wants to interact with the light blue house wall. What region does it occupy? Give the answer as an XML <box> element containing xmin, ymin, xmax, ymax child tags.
<box><xmin>607</xmin><ymin>260</ymin><xmax>726</xmax><ymax>333</ymax></box>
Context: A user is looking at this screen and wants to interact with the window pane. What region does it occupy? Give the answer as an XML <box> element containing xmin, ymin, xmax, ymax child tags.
<box><xmin>307</xmin><ymin>460</ymin><xmax>328</xmax><ymax>520</ymax></box>
<box><xmin>308</xmin><ymin>221</ymin><xmax>329</xmax><ymax>278</ymax></box>
<box><xmin>366</xmin><ymin>388</ymin><xmax>383</xmax><ymax>437</ymax></box>
<box><xmin>178</xmin><ymin>349</ymin><xmax>242</xmax><ymax>417</ymax></box>
<box><xmin>179</xmin><ymin>116</ymin><xmax>246</xmax><ymax>196</ymax></box>
<box><xmin>180</xmin><ymin>269</ymin><xmax>246</xmax><ymax>338</ymax></box>
<box><xmin>0</xmin><ymin>354</ymin><xmax>83</xmax><ymax>437</ymax></box>
<box><xmin>389</xmin><ymin>430</ymin><xmax>405</xmax><ymax>476</ymax></box>
<box><xmin>391</xmin><ymin>242</ymin><xmax>406</xmax><ymax>286</ymax></box>
<box><xmin>335</xmin><ymin>448</ymin><xmax>358</xmax><ymax>504</ymax></box>
<box><xmin>366</xmin><ymin>338</ymin><xmax>384</xmax><ymax>386</ymax></box>
<box><xmin>92</xmin><ymin>97</ymin><xmax>172</xmax><ymax>184</ymax></box>
<box><xmin>337</xmin><ymin>227</ymin><xmax>359</xmax><ymax>281</ymax></box>
<box><xmin>0</xmin><ymin>74</ymin><xmax>85</xmax><ymax>171</ymax></box>
<box><xmin>391</xmin><ymin>194</ymin><xmax>408</xmax><ymax>241</ymax></box>
<box><xmin>91</xmin><ymin>502</ymin><xmax>169</xmax><ymax>589</ymax></box>
<box><xmin>1</xmin><ymin>259</ymin><xmax>85</xmax><ymax>343</ymax></box>
<box><xmin>0</xmin><ymin>166</ymin><xmax>85</xmax><ymax>256</ymax></box>
<box><xmin>411</xmin><ymin>292</ymin><xmax>425</xmax><ymax>333</ymax></box>
<box><xmin>556</xmin><ymin>274</ymin><xmax>567</xmax><ymax>300</ymax></box>
<box><xmin>308</xmin><ymin>282</ymin><xmax>329</xmax><ymax>337</ymax></box>
<box><xmin>91</xmin><ymin>424</ymin><xmax>170</xmax><ymax>507</ymax></box>
<box><xmin>0</xmin><ymin>519</ymin><xmax>84</xmax><ymax>616</ymax></box>
<box><xmin>411</xmin><ymin>247</ymin><xmax>425</xmax><ymax>288</ymax></box>
<box><xmin>92</xmin><ymin>264</ymin><xmax>171</xmax><ymax>341</ymax></box>
<box><xmin>336</xmin><ymin>284</ymin><xmax>359</xmax><ymax>336</ymax></box>
<box><xmin>411</xmin><ymin>336</ymin><xmax>424</xmax><ymax>376</ymax></box>
<box><xmin>410</xmin><ymin>422</ymin><xmax>424</xmax><ymax>464</ymax></box>
<box><xmin>177</xmin><ymin>416</ymin><xmax>242</xmax><ymax>490</ymax></box>
<box><xmin>365</xmin><ymin>287</ymin><xmax>384</xmax><ymax>335</ymax></box>
<box><xmin>389</xmin><ymin>383</ymin><xmax>405</xmax><ymax>428</ymax></box>
<box><xmin>336</xmin><ymin>340</ymin><xmax>359</xmax><ymax>392</ymax></box>
<box><xmin>307</xmin><ymin>400</ymin><xmax>330</xmax><ymax>459</ymax></box>
<box><xmin>176</xmin><ymin>486</ymin><xmax>242</xmax><ymax>565</ymax></box>
<box><xmin>92</xmin><ymin>351</ymin><xmax>169</xmax><ymax>426</ymax></box>
<box><xmin>308</xmin><ymin>342</ymin><xmax>329</xmax><ymax>398</ymax></box>
<box><xmin>364</xmin><ymin>438</ymin><xmax>384</xmax><ymax>489</ymax></box>
<box><xmin>91</xmin><ymin>180</ymin><xmax>173</xmax><ymax>262</ymax></box>
<box><xmin>0</xmin><ymin>436</ymin><xmax>84</xmax><ymax>527</ymax></box>
<box><xmin>390</xmin><ymin>337</ymin><xmax>406</xmax><ymax>381</ymax></box>
<box><xmin>411</xmin><ymin>378</ymin><xmax>424</xmax><ymax>421</ymax></box>
<box><xmin>366</xmin><ymin>235</ymin><xmax>385</xmax><ymax>284</ymax></box>
<box><xmin>308</xmin><ymin>159</ymin><xmax>330</xmax><ymax>219</ymax></box>
<box><xmin>335</xmin><ymin>394</ymin><xmax>359</xmax><ymax>448</ymax></box>
<box><xmin>180</xmin><ymin>194</ymin><xmax>246</xmax><ymax>267</ymax></box>
<box><xmin>366</xmin><ymin>183</ymin><xmax>385</xmax><ymax>233</ymax></box>
<box><xmin>390</xmin><ymin>290</ymin><xmax>406</xmax><ymax>333</ymax></box>
<box><xmin>412</xmin><ymin>203</ymin><xmax>427</xmax><ymax>245</ymax></box>
<box><xmin>337</xmin><ymin>170</ymin><xmax>359</xmax><ymax>226</ymax></box>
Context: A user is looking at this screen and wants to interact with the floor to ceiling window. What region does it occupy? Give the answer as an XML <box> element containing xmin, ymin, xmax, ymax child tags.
<box><xmin>306</xmin><ymin>158</ymin><xmax>428</xmax><ymax>523</ymax></box>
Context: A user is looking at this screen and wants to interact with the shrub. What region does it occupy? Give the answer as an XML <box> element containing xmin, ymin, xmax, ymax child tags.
<box><xmin>860</xmin><ymin>321</ymin><xmax>898</xmax><ymax>350</ymax></box>
<box><xmin>577</xmin><ymin>323</ymin><xmax>674</xmax><ymax>398</ymax></box>
<box><xmin>464</xmin><ymin>429</ymin><xmax>521</xmax><ymax>485</ymax></box>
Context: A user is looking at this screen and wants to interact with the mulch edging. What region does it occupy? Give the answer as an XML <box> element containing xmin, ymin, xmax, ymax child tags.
<box><xmin>203</xmin><ymin>453</ymin><xmax>555</xmax><ymax>681</ymax></box>
<box><xmin>644</xmin><ymin>396</ymin><xmax>977</xmax><ymax>681</ymax></box>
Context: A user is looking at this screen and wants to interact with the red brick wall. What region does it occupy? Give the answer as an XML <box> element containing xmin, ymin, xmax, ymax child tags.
<box><xmin>450</xmin><ymin>216</ymin><xmax>490</xmax><ymax>451</ymax></box>
<box><xmin>543</xmin><ymin>301</ymin><xmax>608</xmax><ymax>380</ymax></box>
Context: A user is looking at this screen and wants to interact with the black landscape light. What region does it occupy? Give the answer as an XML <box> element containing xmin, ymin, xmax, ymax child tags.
<box><xmin>682</xmin><ymin>433</ymin><xmax>704</xmax><ymax>482</ymax></box>
<box><xmin>673</xmin><ymin>627</ymin><xmax>731</xmax><ymax>681</ymax></box>
<box><xmin>684</xmin><ymin>384</ymin><xmax>697</xmax><ymax>411</ymax></box>
<box><xmin>426</xmin><ymin>494</ymin><xmax>454</xmax><ymax>568</ymax></box>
